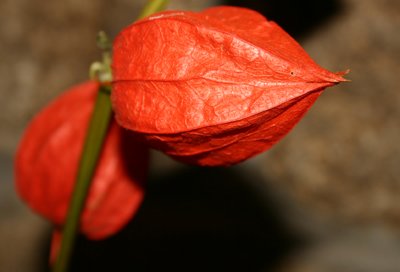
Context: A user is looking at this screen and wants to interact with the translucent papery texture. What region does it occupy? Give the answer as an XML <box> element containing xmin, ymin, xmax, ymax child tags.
<box><xmin>112</xmin><ymin>6</ymin><xmax>346</xmax><ymax>166</ymax></box>
<box><xmin>15</xmin><ymin>81</ymin><xmax>148</xmax><ymax>240</ymax></box>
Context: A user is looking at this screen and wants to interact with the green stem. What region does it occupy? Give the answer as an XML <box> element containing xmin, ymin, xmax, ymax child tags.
<box><xmin>52</xmin><ymin>1</ymin><xmax>169</xmax><ymax>271</ymax></box>
<box><xmin>52</xmin><ymin>85</ymin><xmax>112</xmax><ymax>272</ymax></box>
<box><xmin>138</xmin><ymin>0</ymin><xmax>169</xmax><ymax>19</ymax></box>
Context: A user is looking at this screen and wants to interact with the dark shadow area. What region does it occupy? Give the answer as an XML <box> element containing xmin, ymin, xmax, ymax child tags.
<box><xmin>120</xmin><ymin>129</ymin><xmax>149</xmax><ymax>188</ymax></box>
<box><xmin>222</xmin><ymin>0</ymin><xmax>343</xmax><ymax>39</ymax></box>
<box><xmin>40</xmin><ymin>166</ymin><xmax>304</xmax><ymax>272</ymax></box>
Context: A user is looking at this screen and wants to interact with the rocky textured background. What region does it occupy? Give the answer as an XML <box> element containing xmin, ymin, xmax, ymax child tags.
<box><xmin>1</xmin><ymin>0</ymin><xmax>399</xmax><ymax>271</ymax></box>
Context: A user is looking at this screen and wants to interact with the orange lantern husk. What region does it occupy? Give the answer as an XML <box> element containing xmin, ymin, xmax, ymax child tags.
<box><xmin>15</xmin><ymin>81</ymin><xmax>149</xmax><ymax>262</ymax></box>
<box><xmin>111</xmin><ymin>6</ymin><xmax>347</xmax><ymax>166</ymax></box>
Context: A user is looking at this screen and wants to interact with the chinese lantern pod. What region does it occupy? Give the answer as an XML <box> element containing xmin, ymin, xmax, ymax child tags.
<box><xmin>112</xmin><ymin>6</ymin><xmax>347</xmax><ymax>166</ymax></box>
<box><xmin>15</xmin><ymin>81</ymin><xmax>148</xmax><ymax>242</ymax></box>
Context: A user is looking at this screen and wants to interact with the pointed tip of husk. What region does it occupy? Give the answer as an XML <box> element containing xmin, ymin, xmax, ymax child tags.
<box><xmin>336</xmin><ymin>69</ymin><xmax>351</xmax><ymax>82</ymax></box>
<box><xmin>319</xmin><ymin>68</ymin><xmax>350</xmax><ymax>84</ymax></box>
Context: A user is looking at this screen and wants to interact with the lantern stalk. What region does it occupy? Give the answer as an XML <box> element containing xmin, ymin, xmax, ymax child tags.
<box><xmin>52</xmin><ymin>85</ymin><xmax>112</xmax><ymax>272</ymax></box>
<box><xmin>52</xmin><ymin>1</ymin><xmax>169</xmax><ymax>272</ymax></box>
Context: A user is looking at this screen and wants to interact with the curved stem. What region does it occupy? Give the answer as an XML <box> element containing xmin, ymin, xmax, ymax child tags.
<box><xmin>52</xmin><ymin>1</ymin><xmax>169</xmax><ymax>271</ymax></box>
<box><xmin>52</xmin><ymin>85</ymin><xmax>112</xmax><ymax>272</ymax></box>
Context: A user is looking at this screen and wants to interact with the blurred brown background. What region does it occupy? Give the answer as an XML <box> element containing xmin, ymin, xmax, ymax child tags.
<box><xmin>1</xmin><ymin>0</ymin><xmax>399</xmax><ymax>271</ymax></box>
